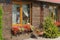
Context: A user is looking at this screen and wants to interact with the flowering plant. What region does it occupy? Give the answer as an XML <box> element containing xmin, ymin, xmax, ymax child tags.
<box><xmin>11</xmin><ymin>23</ymin><xmax>36</xmax><ymax>35</ymax></box>
<box><xmin>54</xmin><ymin>21</ymin><xmax>60</xmax><ymax>26</ymax></box>
<box><xmin>23</xmin><ymin>23</ymin><xmax>31</xmax><ymax>31</ymax></box>
<box><xmin>12</xmin><ymin>26</ymin><xmax>21</xmax><ymax>35</ymax></box>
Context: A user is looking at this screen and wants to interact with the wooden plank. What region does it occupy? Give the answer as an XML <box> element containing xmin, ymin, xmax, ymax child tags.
<box><xmin>20</xmin><ymin>3</ymin><xmax>23</xmax><ymax>26</ymax></box>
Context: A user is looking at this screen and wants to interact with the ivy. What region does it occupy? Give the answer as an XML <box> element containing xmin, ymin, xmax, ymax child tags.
<box><xmin>0</xmin><ymin>5</ymin><xmax>3</xmax><ymax>40</ymax></box>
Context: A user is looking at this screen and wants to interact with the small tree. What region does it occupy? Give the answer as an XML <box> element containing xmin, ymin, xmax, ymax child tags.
<box><xmin>43</xmin><ymin>17</ymin><xmax>59</xmax><ymax>38</ymax></box>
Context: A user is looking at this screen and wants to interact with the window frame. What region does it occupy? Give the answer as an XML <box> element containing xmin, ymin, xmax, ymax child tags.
<box><xmin>12</xmin><ymin>2</ymin><xmax>32</xmax><ymax>26</ymax></box>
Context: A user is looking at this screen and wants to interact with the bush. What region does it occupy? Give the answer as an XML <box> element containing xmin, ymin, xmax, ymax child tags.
<box><xmin>0</xmin><ymin>5</ymin><xmax>3</xmax><ymax>40</ymax></box>
<box><xmin>43</xmin><ymin>17</ymin><xmax>59</xmax><ymax>38</ymax></box>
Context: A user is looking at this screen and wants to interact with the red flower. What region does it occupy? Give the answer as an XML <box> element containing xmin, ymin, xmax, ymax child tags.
<box><xmin>12</xmin><ymin>26</ymin><xmax>20</xmax><ymax>35</ymax></box>
<box><xmin>23</xmin><ymin>24</ymin><xmax>31</xmax><ymax>30</ymax></box>
<box><xmin>12</xmin><ymin>26</ymin><xmax>19</xmax><ymax>31</ymax></box>
<box><xmin>54</xmin><ymin>21</ymin><xmax>60</xmax><ymax>26</ymax></box>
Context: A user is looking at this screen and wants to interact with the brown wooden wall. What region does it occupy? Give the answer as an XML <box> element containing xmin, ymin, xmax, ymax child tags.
<box><xmin>2</xmin><ymin>3</ymin><xmax>12</xmax><ymax>40</ymax></box>
<box><xmin>0</xmin><ymin>1</ymin><xmax>60</xmax><ymax>40</ymax></box>
<box><xmin>32</xmin><ymin>2</ymin><xmax>40</xmax><ymax>27</ymax></box>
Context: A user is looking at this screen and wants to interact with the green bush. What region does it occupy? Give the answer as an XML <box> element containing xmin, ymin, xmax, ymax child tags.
<box><xmin>0</xmin><ymin>5</ymin><xmax>3</xmax><ymax>40</ymax></box>
<box><xmin>43</xmin><ymin>17</ymin><xmax>59</xmax><ymax>38</ymax></box>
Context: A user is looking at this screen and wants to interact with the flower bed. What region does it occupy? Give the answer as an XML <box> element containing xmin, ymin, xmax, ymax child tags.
<box><xmin>11</xmin><ymin>23</ymin><xmax>32</xmax><ymax>35</ymax></box>
<box><xmin>11</xmin><ymin>23</ymin><xmax>44</xmax><ymax>36</ymax></box>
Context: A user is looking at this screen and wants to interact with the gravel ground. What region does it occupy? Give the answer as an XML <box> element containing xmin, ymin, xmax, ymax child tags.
<box><xmin>23</xmin><ymin>37</ymin><xmax>60</xmax><ymax>40</ymax></box>
<box><xmin>11</xmin><ymin>33</ymin><xmax>60</xmax><ymax>40</ymax></box>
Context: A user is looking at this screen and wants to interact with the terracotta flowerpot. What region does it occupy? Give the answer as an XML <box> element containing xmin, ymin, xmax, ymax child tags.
<box><xmin>39</xmin><ymin>32</ymin><xmax>44</xmax><ymax>35</ymax></box>
<box><xmin>54</xmin><ymin>21</ymin><xmax>60</xmax><ymax>26</ymax></box>
<box><xmin>23</xmin><ymin>24</ymin><xmax>31</xmax><ymax>31</ymax></box>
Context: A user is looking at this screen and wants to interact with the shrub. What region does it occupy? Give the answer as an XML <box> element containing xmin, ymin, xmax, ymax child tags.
<box><xmin>0</xmin><ymin>5</ymin><xmax>3</xmax><ymax>40</ymax></box>
<box><xmin>43</xmin><ymin>17</ymin><xmax>59</xmax><ymax>38</ymax></box>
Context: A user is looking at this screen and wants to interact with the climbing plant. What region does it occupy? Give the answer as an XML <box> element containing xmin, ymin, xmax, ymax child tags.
<box><xmin>0</xmin><ymin>5</ymin><xmax>3</xmax><ymax>40</ymax></box>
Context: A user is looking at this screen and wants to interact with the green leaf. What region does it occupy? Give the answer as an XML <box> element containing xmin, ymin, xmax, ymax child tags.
<box><xmin>43</xmin><ymin>17</ymin><xmax>59</xmax><ymax>38</ymax></box>
<box><xmin>0</xmin><ymin>5</ymin><xmax>3</xmax><ymax>40</ymax></box>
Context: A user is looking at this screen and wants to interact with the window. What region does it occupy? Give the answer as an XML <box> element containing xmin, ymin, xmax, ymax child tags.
<box><xmin>12</xmin><ymin>4</ymin><xmax>20</xmax><ymax>24</ymax></box>
<box><xmin>12</xmin><ymin>2</ymin><xmax>31</xmax><ymax>26</ymax></box>
<box><xmin>49</xmin><ymin>6</ymin><xmax>57</xmax><ymax>21</ymax></box>
<box><xmin>42</xmin><ymin>4</ymin><xmax>57</xmax><ymax>22</ymax></box>
<box><xmin>22</xmin><ymin>4</ymin><xmax>30</xmax><ymax>24</ymax></box>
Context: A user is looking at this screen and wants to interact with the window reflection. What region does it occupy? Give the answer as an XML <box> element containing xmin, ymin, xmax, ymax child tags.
<box><xmin>22</xmin><ymin>4</ymin><xmax>30</xmax><ymax>24</ymax></box>
<box><xmin>49</xmin><ymin>6</ymin><xmax>57</xmax><ymax>21</ymax></box>
<box><xmin>12</xmin><ymin>4</ymin><xmax>20</xmax><ymax>24</ymax></box>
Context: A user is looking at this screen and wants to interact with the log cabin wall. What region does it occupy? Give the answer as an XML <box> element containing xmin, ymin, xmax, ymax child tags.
<box><xmin>32</xmin><ymin>2</ymin><xmax>41</xmax><ymax>27</ymax></box>
<box><xmin>2</xmin><ymin>3</ymin><xmax>12</xmax><ymax>40</ymax></box>
<box><xmin>0</xmin><ymin>0</ymin><xmax>60</xmax><ymax>40</ymax></box>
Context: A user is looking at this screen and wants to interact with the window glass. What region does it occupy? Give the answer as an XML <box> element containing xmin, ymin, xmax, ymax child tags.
<box><xmin>49</xmin><ymin>6</ymin><xmax>57</xmax><ymax>21</ymax></box>
<box><xmin>22</xmin><ymin>4</ymin><xmax>30</xmax><ymax>24</ymax></box>
<box><xmin>12</xmin><ymin>4</ymin><xmax>20</xmax><ymax>24</ymax></box>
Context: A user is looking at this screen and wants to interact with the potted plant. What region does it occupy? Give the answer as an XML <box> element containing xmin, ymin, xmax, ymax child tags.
<box><xmin>23</xmin><ymin>23</ymin><xmax>31</xmax><ymax>32</ymax></box>
<box><xmin>11</xmin><ymin>26</ymin><xmax>21</xmax><ymax>35</ymax></box>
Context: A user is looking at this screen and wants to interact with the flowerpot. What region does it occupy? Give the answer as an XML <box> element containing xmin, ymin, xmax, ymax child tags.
<box><xmin>38</xmin><ymin>32</ymin><xmax>44</xmax><ymax>35</ymax></box>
